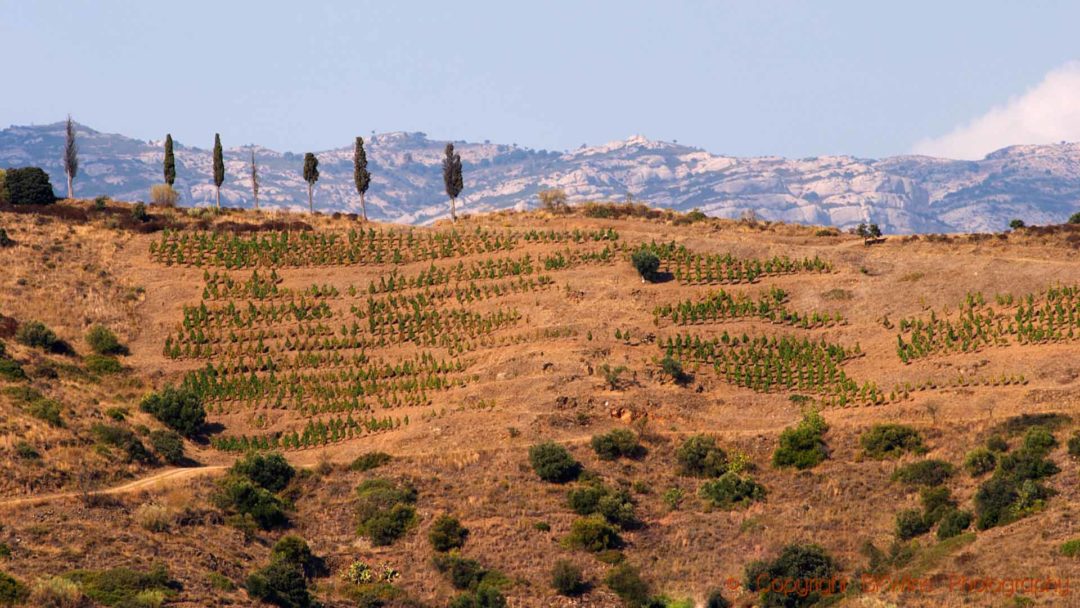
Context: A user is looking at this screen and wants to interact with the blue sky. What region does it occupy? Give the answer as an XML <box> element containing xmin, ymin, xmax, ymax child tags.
<box><xmin>3</xmin><ymin>1</ymin><xmax>1080</xmax><ymax>159</ymax></box>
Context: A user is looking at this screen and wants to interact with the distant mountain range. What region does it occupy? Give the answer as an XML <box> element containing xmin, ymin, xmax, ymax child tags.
<box><xmin>1</xmin><ymin>122</ymin><xmax>1078</xmax><ymax>233</ymax></box>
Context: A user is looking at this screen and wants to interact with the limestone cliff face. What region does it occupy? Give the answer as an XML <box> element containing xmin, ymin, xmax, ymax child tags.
<box><xmin>2</xmin><ymin>122</ymin><xmax>1078</xmax><ymax>233</ymax></box>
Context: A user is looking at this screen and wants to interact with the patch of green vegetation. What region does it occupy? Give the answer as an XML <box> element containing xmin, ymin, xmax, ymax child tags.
<box><xmin>528</xmin><ymin>442</ymin><xmax>581</xmax><ymax>483</ymax></box>
<box><xmin>860</xmin><ymin>424</ymin><xmax>926</xmax><ymax>459</ymax></box>
<box><xmin>698</xmin><ymin>472</ymin><xmax>766</xmax><ymax>510</ymax></box>
<box><xmin>349</xmin><ymin>451</ymin><xmax>392</xmax><ymax>472</ymax></box>
<box><xmin>562</xmin><ymin>514</ymin><xmax>623</xmax><ymax>552</ymax></box>
<box><xmin>676</xmin><ymin>435</ymin><xmax>728</xmax><ymax>477</ymax></box>
<box><xmin>772</xmin><ymin>412</ymin><xmax>828</xmax><ymax>470</ymax></box>
<box><xmin>355</xmin><ymin>478</ymin><xmax>418</xmax><ymax>546</ymax></box>
<box><xmin>591</xmin><ymin>428</ymin><xmax>644</xmax><ymax>460</ymax></box>
<box><xmin>63</xmin><ymin>564</ymin><xmax>175</xmax><ymax>607</ymax></box>
<box><xmin>891</xmin><ymin>460</ymin><xmax>954</xmax><ymax>487</ymax></box>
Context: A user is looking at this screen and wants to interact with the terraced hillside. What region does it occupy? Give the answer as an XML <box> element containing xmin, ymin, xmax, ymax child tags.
<box><xmin>0</xmin><ymin>200</ymin><xmax>1078</xmax><ymax>607</ymax></box>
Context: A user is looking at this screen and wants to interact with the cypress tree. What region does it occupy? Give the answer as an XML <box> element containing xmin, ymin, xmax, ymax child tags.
<box><xmin>164</xmin><ymin>134</ymin><xmax>176</xmax><ymax>186</ymax></box>
<box><xmin>353</xmin><ymin>137</ymin><xmax>371</xmax><ymax>221</ymax></box>
<box><xmin>442</xmin><ymin>143</ymin><xmax>463</xmax><ymax>222</ymax></box>
<box><xmin>303</xmin><ymin>153</ymin><xmax>319</xmax><ymax>215</ymax></box>
<box><xmin>64</xmin><ymin>115</ymin><xmax>78</xmax><ymax>199</ymax></box>
<box><xmin>212</xmin><ymin>133</ymin><xmax>225</xmax><ymax>209</ymax></box>
<box><xmin>250</xmin><ymin>149</ymin><xmax>260</xmax><ymax>210</ymax></box>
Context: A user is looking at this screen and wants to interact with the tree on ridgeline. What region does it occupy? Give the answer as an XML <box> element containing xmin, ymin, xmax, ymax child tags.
<box><xmin>442</xmin><ymin>143</ymin><xmax>463</xmax><ymax>222</ymax></box>
<box><xmin>249</xmin><ymin>149</ymin><xmax>260</xmax><ymax>210</ymax></box>
<box><xmin>64</xmin><ymin>115</ymin><xmax>78</xmax><ymax>199</ymax></box>
<box><xmin>164</xmin><ymin>134</ymin><xmax>176</xmax><ymax>186</ymax></box>
<box><xmin>303</xmin><ymin>152</ymin><xmax>319</xmax><ymax>214</ymax></box>
<box><xmin>212</xmin><ymin>133</ymin><xmax>225</xmax><ymax>209</ymax></box>
<box><xmin>353</xmin><ymin>136</ymin><xmax>371</xmax><ymax>221</ymax></box>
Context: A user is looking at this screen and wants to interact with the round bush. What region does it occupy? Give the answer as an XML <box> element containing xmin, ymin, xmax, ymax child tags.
<box><xmin>3</xmin><ymin>167</ymin><xmax>56</xmax><ymax>206</ymax></box>
<box><xmin>15</xmin><ymin>320</ymin><xmax>59</xmax><ymax>351</ymax></box>
<box><xmin>148</xmin><ymin>429</ymin><xmax>185</xmax><ymax>465</ymax></box>
<box><xmin>140</xmin><ymin>386</ymin><xmax>206</xmax><ymax>437</ymax></box>
<box><xmin>529</xmin><ymin>442</ymin><xmax>580</xmax><ymax>483</ymax></box>
<box><xmin>676</xmin><ymin>435</ymin><xmax>728</xmax><ymax>477</ymax></box>
<box><xmin>860</xmin><ymin>424</ymin><xmax>925</xmax><ymax>459</ymax></box>
<box><xmin>591</xmin><ymin>429</ymin><xmax>643</xmax><ymax>460</ymax></box>
<box><xmin>551</xmin><ymin>560</ymin><xmax>585</xmax><ymax>596</ymax></box>
<box><xmin>429</xmin><ymin>514</ymin><xmax>469</xmax><ymax>552</ymax></box>
<box><xmin>631</xmin><ymin>249</ymin><xmax>661</xmax><ymax>281</ymax></box>
<box><xmin>86</xmin><ymin>325</ymin><xmax>124</xmax><ymax>355</ymax></box>
<box><xmin>564</xmin><ymin>515</ymin><xmax>622</xmax><ymax>552</ymax></box>
<box><xmin>963</xmin><ymin>448</ymin><xmax>997</xmax><ymax>476</ymax></box>
<box><xmin>230</xmin><ymin>452</ymin><xmax>295</xmax><ymax>492</ymax></box>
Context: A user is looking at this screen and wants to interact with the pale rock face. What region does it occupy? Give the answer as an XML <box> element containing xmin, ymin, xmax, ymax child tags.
<box><xmin>1</xmin><ymin>123</ymin><xmax>1078</xmax><ymax>233</ymax></box>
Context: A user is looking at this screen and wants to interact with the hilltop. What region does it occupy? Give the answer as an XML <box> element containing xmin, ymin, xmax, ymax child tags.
<box><xmin>3</xmin><ymin>122</ymin><xmax>1080</xmax><ymax>233</ymax></box>
<box><xmin>0</xmin><ymin>200</ymin><xmax>1078</xmax><ymax>607</ymax></box>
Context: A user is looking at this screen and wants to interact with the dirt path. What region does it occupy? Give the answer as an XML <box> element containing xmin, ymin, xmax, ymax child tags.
<box><xmin>0</xmin><ymin>465</ymin><xmax>228</xmax><ymax>511</ymax></box>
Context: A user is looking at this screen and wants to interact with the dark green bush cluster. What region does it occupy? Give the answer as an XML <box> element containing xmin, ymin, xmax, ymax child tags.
<box><xmin>85</xmin><ymin>325</ymin><xmax>126</xmax><ymax>355</ymax></box>
<box><xmin>355</xmin><ymin>478</ymin><xmax>417</xmax><ymax>546</ymax></box>
<box><xmin>745</xmin><ymin>544</ymin><xmax>838</xmax><ymax>608</ymax></box>
<box><xmin>65</xmin><ymin>564</ymin><xmax>175</xmax><ymax>607</ymax></box>
<box><xmin>891</xmin><ymin>459</ymin><xmax>954</xmax><ymax>487</ymax></box>
<box><xmin>15</xmin><ymin>320</ymin><xmax>61</xmax><ymax>352</ymax></box>
<box><xmin>429</xmin><ymin>514</ymin><xmax>469</xmax><ymax>552</ymax></box>
<box><xmin>0</xmin><ymin>228</ymin><xmax>11</xmax><ymax>248</ymax></box>
<box><xmin>214</xmin><ymin>452</ymin><xmax>296</xmax><ymax>530</ymax></box>
<box><xmin>0</xmin><ymin>570</ymin><xmax>27</xmax><ymax>606</ymax></box>
<box><xmin>91</xmin><ymin>423</ymin><xmax>152</xmax><ymax>463</ymax></box>
<box><xmin>772</xmin><ymin>412</ymin><xmax>829</xmax><ymax>470</ymax></box>
<box><xmin>567</xmin><ymin>481</ymin><xmax>639</xmax><ymax>529</ymax></box>
<box><xmin>2</xmin><ymin>167</ymin><xmax>55</xmax><ymax>206</ymax></box>
<box><xmin>895</xmin><ymin>487</ymin><xmax>971</xmax><ymax>541</ymax></box>
<box><xmin>676</xmin><ymin>435</ymin><xmax>728</xmax><ymax>477</ymax></box>
<box><xmin>659</xmin><ymin>354</ymin><xmax>688</xmax><ymax>384</ymax></box>
<box><xmin>591</xmin><ymin>428</ymin><xmax>644</xmax><ymax>460</ymax></box>
<box><xmin>0</xmin><ymin>342</ymin><xmax>24</xmax><ymax>381</ymax></box>
<box><xmin>551</xmin><ymin>560</ymin><xmax>585</xmax><ymax>596</ymax></box>
<box><xmin>434</xmin><ymin>553</ymin><xmax>507</xmax><ymax>608</ymax></box>
<box><xmin>631</xmin><ymin>248</ymin><xmax>661</xmax><ymax>282</ymax></box>
<box><xmin>975</xmin><ymin>427</ymin><xmax>1060</xmax><ymax>530</ymax></box>
<box><xmin>860</xmin><ymin>424</ymin><xmax>925</xmax><ymax>459</ymax></box>
<box><xmin>699</xmin><ymin>472</ymin><xmax>766</xmax><ymax>510</ymax></box>
<box><xmin>140</xmin><ymin>386</ymin><xmax>206</xmax><ymax>437</ymax></box>
<box><xmin>963</xmin><ymin>447</ymin><xmax>997</xmax><ymax>476</ymax></box>
<box><xmin>529</xmin><ymin>442</ymin><xmax>581</xmax><ymax>483</ymax></box>
<box><xmin>149</xmin><ymin>429</ymin><xmax>185</xmax><ymax>465</ymax></box>
<box><xmin>1069</xmin><ymin>432</ymin><xmax>1080</xmax><ymax>459</ymax></box>
<box><xmin>27</xmin><ymin>397</ymin><xmax>63</xmax><ymax>427</ymax></box>
<box><xmin>85</xmin><ymin>354</ymin><xmax>123</xmax><ymax>375</ymax></box>
<box><xmin>603</xmin><ymin>563</ymin><xmax>651</xmax><ymax>607</ymax></box>
<box><xmin>993</xmin><ymin>413</ymin><xmax>1070</xmax><ymax>436</ymax></box>
<box><xmin>246</xmin><ymin>536</ymin><xmax>322</xmax><ymax>608</ymax></box>
<box><xmin>349</xmin><ymin>451</ymin><xmax>392</xmax><ymax>471</ymax></box>
<box><xmin>563</xmin><ymin>514</ymin><xmax>623</xmax><ymax>552</ymax></box>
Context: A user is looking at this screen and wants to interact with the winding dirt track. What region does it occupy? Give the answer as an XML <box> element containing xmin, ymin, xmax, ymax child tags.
<box><xmin>0</xmin><ymin>466</ymin><xmax>227</xmax><ymax>510</ymax></box>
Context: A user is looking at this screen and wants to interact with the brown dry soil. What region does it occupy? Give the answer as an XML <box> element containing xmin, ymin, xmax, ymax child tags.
<box><xmin>0</xmin><ymin>200</ymin><xmax>1079</xmax><ymax>607</ymax></box>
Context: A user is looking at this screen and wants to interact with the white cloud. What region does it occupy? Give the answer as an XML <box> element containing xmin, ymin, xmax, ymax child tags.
<box><xmin>912</xmin><ymin>61</ymin><xmax>1080</xmax><ymax>160</ymax></box>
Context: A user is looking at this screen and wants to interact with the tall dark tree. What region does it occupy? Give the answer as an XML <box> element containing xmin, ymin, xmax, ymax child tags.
<box><xmin>164</xmin><ymin>134</ymin><xmax>176</xmax><ymax>186</ymax></box>
<box><xmin>303</xmin><ymin>153</ymin><xmax>319</xmax><ymax>215</ymax></box>
<box><xmin>64</xmin><ymin>115</ymin><xmax>78</xmax><ymax>199</ymax></box>
<box><xmin>212</xmin><ymin>133</ymin><xmax>225</xmax><ymax>209</ymax></box>
<box><xmin>353</xmin><ymin>137</ymin><xmax>371</xmax><ymax>221</ymax></box>
<box><xmin>249</xmin><ymin>149</ymin><xmax>260</xmax><ymax>210</ymax></box>
<box><xmin>442</xmin><ymin>143</ymin><xmax>463</xmax><ymax>222</ymax></box>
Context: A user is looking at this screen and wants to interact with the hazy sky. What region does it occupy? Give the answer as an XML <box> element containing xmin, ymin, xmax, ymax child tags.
<box><xmin>3</xmin><ymin>1</ymin><xmax>1080</xmax><ymax>159</ymax></box>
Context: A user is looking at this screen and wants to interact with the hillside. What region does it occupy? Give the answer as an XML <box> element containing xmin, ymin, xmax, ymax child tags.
<box><xmin>3</xmin><ymin>122</ymin><xmax>1080</xmax><ymax>233</ymax></box>
<box><xmin>0</xmin><ymin>201</ymin><xmax>1079</xmax><ymax>607</ymax></box>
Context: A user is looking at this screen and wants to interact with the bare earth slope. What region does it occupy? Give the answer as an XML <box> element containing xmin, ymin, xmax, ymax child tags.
<box><xmin>0</xmin><ymin>201</ymin><xmax>1078</xmax><ymax>607</ymax></box>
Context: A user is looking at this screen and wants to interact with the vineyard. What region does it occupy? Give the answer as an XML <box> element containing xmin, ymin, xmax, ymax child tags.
<box><xmin>152</xmin><ymin>227</ymin><xmax>626</xmax><ymax>451</ymax></box>
<box><xmin>895</xmin><ymin>285</ymin><xmax>1080</xmax><ymax>362</ymax></box>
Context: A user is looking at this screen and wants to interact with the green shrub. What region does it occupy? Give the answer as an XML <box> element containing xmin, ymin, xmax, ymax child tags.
<box><xmin>698</xmin><ymin>472</ymin><xmax>766</xmax><ymax>510</ymax></box>
<box><xmin>895</xmin><ymin>509</ymin><xmax>931</xmax><ymax>540</ymax></box>
<box><xmin>64</xmin><ymin>564</ymin><xmax>174</xmax><ymax>607</ymax></box>
<box><xmin>974</xmin><ymin>475</ymin><xmax>1053</xmax><ymax>530</ymax></box>
<box><xmin>772</xmin><ymin>412</ymin><xmax>829</xmax><ymax>470</ymax></box>
<box><xmin>891</xmin><ymin>460</ymin><xmax>954</xmax><ymax>487</ymax></box>
<box><xmin>993</xmin><ymin>413</ymin><xmax>1070</xmax><ymax>436</ymax></box>
<box><xmin>245</xmin><ymin>559</ymin><xmax>313</xmax><ymax>608</ymax></box>
<box><xmin>140</xmin><ymin>386</ymin><xmax>206</xmax><ymax>437</ymax></box>
<box><xmin>1009</xmin><ymin>219</ymin><xmax>1025</xmax><ymax>230</ymax></box>
<box><xmin>631</xmin><ymin>248</ymin><xmax>661</xmax><ymax>282</ymax></box>
<box><xmin>964</xmin><ymin>447</ymin><xmax>997</xmax><ymax>476</ymax></box>
<box><xmin>1068</xmin><ymin>432</ymin><xmax>1080</xmax><ymax>459</ymax></box>
<box><xmin>1022</xmin><ymin>426</ymin><xmax>1057</xmax><ymax>455</ymax></box>
<box><xmin>27</xmin><ymin>398</ymin><xmax>63</xmax><ymax>427</ymax></box>
<box><xmin>860</xmin><ymin>424</ymin><xmax>925</xmax><ymax>459</ymax></box>
<box><xmin>14</xmin><ymin>442</ymin><xmax>39</xmax><ymax>460</ymax></box>
<box><xmin>433</xmin><ymin>554</ymin><xmax>489</xmax><ymax>590</ymax></box>
<box><xmin>705</xmin><ymin>590</ymin><xmax>732</xmax><ymax>608</ymax></box>
<box><xmin>567</xmin><ymin>483</ymin><xmax>639</xmax><ymax>529</ymax></box>
<box><xmin>551</xmin><ymin>560</ymin><xmax>585</xmax><ymax>596</ymax></box>
<box><xmin>0</xmin><ymin>229</ymin><xmax>11</xmax><ymax>248</ymax></box>
<box><xmin>448</xmin><ymin>584</ymin><xmax>507</xmax><ymax>608</ymax></box>
<box><xmin>85</xmin><ymin>325</ymin><xmax>125</xmax><ymax>356</ymax></box>
<box><xmin>28</xmin><ymin>576</ymin><xmax>84</xmax><ymax>607</ymax></box>
<box><xmin>0</xmin><ymin>570</ymin><xmax>27</xmax><ymax>606</ymax></box>
<box><xmin>591</xmin><ymin>429</ymin><xmax>644</xmax><ymax>460</ymax></box>
<box><xmin>662</xmin><ymin>487</ymin><xmax>685</xmax><ymax>511</ymax></box>
<box><xmin>745</xmin><ymin>544</ymin><xmax>838</xmax><ymax>608</ymax></box>
<box><xmin>355</xmin><ymin>478</ymin><xmax>417</xmax><ymax>546</ymax></box>
<box><xmin>936</xmin><ymin>509</ymin><xmax>972</xmax><ymax>539</ymax></box>
<box><xmin>563</xmin><ymin>515</ymin><xmax>622</xmax><ymax>552</ymax></box>
<box><xmin>91</xmin><ymin>423</ymin><xmax>152</xmax><ymax>463</ymax></box>
<box><xmin>659</xmin><ymin>354</ymin><xmax>688</xmax><ymax>383</ymax></box>
<box><xmin>15</xmin><ymin>320</ymin><xmax>59</xmax><ymax>352</ymax></box>
<box><xmin>349</xmin><ymin>451</ymin><xmax>392</xmax><ymax>471</ymax></box>
<box><xmin>528</xmin><ymin>442</ymin><xmax>580</xmax><ymax>483</ymax></box>
<box><xmin>920</xmin><ymin>486</ymin><xmax>956</xmax><ymax>524</ymax></box>
<box><xmin>148</xmin><ymin>430</ymin><xmax>185</xmax><ymax>465</ymax></box>
<box><xmin>676</xmin><ymin>435</ymin><xmax>728</xmax><ymax>477</ymax></box>
<box><xmin>997</xmin><ymin>448</ymin><xmax>1060</xmax><ymax>481</ymax></box>
<box><xmin>230</xmin><ymin>452</ymin><xmax>295</xmax><ymax>492</ymax></box>
<box><xmin>271</xmin><ymin>536</ymin><xmax>325</xmax><ymax>579</ymax></box>
<box><xmin>1061</xmin><ymin>539</ymin><xmax>1080</xmax><ymax>557</ymax></box>
<box><xmin>604</xmin><ymin>563</ymin><xmax>650</xmax><ymax>607</ymax></box>
<box><xmin>85</xmin><ymin>354</ymin><xmax>123</xmax><ymax>375</ymax></box>
<box><xmin>131</xmin><ymin>203</ymin><xmax>150</xmax><ymax>223</ymax></box>
<box><xmin>3</xmin><ymin>167</ymin><xmax>55</xmax><ymax>206</ymax></box>
<box><xmin>429</xmin><ymin>515</ymin><xmax>469</xmax><ymax>552</ymax></box>
<box><xmin>213</xmin><ymin>477</ymin><xmax>288</xmax><ymax>530</ymax></box>
<box><xmin>0</xmin><ymin>358</ymin><xmax>25</xmax><ymax>382</ymax></box>
<box><xmin>987</xmin><ymin>434</ymin><xmax>1009</xmax><ymax>452</ymax></box>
